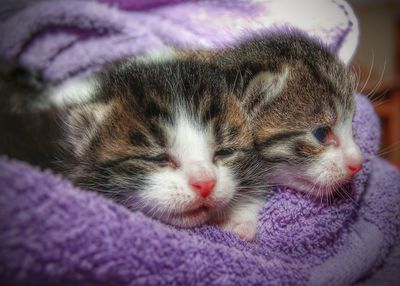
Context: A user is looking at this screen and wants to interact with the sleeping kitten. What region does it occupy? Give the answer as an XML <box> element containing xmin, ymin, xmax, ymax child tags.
<box><xmin>177</xmin><ymin>33</ymin><xmax>363</xmax><ymax>197</ymax></box>
<box><xmin>0</xmin><ymin>60</ymin><xmax>265</xmax><ymax>240</ymax></box>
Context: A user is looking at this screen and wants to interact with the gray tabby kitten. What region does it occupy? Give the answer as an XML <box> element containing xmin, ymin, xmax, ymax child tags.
<box><xmin>0</xmin><ymin>60</ymin><xmax>266</xmax><ymax>241</ymax></box>
<box><xmin>177</xmin><ymin>32</ymin><xmax>363</xmax><ymax>197</ymax></box>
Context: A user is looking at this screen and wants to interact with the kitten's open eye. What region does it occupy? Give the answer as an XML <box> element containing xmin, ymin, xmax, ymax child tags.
<box><xmin>214</xmin><ymin>148</ymin><xmax>235</xmax><ymax>161</ymax></box>
<box><xmin>313</xmin><ymin>126</ymin><xmax>331</xmax><ymax>143</ymax></box>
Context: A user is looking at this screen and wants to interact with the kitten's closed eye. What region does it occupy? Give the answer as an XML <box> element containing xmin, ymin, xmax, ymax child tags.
<box><xmin>102</xmin><ymin>154</ymin><xmax>178</xmax><ymax>168</ymax></box>
<box><xmin>214</xmin><ymin>148</ymin><xmax>236</xmax><ymax>161</ymax></box>
<box><xmin>150</xmin><ymin>154</ymin><xmax>179</xmax><ymax>168</ymax></box>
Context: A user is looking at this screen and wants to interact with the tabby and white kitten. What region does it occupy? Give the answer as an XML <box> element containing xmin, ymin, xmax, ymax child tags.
<box><xmin>0</xmin><ymin>60</ymin><xmax>265</xmax><ymax>240</ymax></box>
<box><xmin>178</xmin><ymin>33</ymin><xmax>363</xmax><ymax>197</ymax></box>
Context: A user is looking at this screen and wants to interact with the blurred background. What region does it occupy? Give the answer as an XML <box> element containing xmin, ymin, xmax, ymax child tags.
<box><xmin>348</xmin><ymin>0</ymin><xmax>400</xmax><ymax>167</ymax></box>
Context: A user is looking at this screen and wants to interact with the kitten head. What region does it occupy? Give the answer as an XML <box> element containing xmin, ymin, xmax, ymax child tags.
<box><xmin>60</xmin><ymin>61</ymin><xmax>261</xmax><ymax>227</ymax></box>
<box><xmin>241</xmin><ymin>35</ymin><xmax>362</xmax><ymax>197</ymax></box>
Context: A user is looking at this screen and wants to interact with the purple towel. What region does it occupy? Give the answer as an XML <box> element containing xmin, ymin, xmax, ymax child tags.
<box><xmin>0</xmin><ymin>0</ymin><xmax>358</xmax><ymax>81</ymax></box>
<box><xmin>0</xmin><ymin>1</ymin><xmax>399</xmax><ymax>285</ymax></box>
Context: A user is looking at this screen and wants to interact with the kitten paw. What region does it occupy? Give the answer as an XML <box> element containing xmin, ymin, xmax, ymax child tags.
<box><xmin>222</xmin><ymin>220</ymin><xmax>257</xmax><ymax>241</ymax></box>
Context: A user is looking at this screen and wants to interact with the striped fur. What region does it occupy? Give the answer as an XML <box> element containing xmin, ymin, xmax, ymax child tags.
<box><xmin>54</xmin><ymin>60</ymin><xmax>266</xmax><ymax>239</ymax></box>
<box><xmin>179</xmin><ymin>32</ymin><xmax>363</xmax><ymax>197</ymax></box>
<box><xmin>0</xmin><ymin>59</ymin><xmax>266</xmax><ymax>240</ymax></box>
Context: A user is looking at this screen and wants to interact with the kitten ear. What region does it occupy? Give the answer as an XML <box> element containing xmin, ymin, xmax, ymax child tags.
<box><xmin>242</xmin><ymin>66</ymin><xmax>289</xmax><ymax>119</ymax></box>
<box><xmin>64</xmin><ymin>103</ymin><xmax>112</xmax><ymax>157</ymax></box>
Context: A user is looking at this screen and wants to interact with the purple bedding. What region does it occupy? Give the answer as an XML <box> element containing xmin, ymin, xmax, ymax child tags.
<box><xmin>0</xmin><ymin>1</ymin><xmax>399</xmax><ymax>285</ymax></box>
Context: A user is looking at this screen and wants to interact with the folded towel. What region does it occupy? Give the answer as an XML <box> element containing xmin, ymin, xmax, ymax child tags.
<box><xmin>0</xmin><ymin>1</ymin><xmax>399</xmax><ymax>285</ymax></box>
<box><xmin>0</xmin><ymin>0</ymin><xmax>358</xmax><ymax>82</ymax></box>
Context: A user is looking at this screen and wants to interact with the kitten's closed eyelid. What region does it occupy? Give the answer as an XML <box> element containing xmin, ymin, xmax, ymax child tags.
<box><xmin>214</xmin><ymin>149</ymin><xmax>234</xmax><ymax>162</ymax></box>
<box><xmin>213</xmin><ymin>148</ymin><xmax>249</xmax><ymax>161</ymax></box>
<box><xmin>214</xmin><ymin>148</ymin><xmax>235</xmax><ymax>157</ymax></box>
<box><xmin>150</xmin><ymin>154</ymin><xmax>179</xmax><ymax>168</ymax></box>
<box><xmin>100</xmin><ymin>156</ymin><xmax>135</xmax><ymax>169</ymax></box>
<box><xmin>101</xmin><ymin>154</ymin><xmax>178</xmax><ymax>167</ymax></box>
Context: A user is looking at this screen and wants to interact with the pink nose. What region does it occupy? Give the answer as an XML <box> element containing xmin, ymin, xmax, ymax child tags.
<box><xmin>190</xmin><ymin>179</ymin><xmax>216</xmax><ymax>198</ymax></box>
<box><xmin>347</xmin><ymin>163</ymin><xmax>362</xmax><ymax>175</ymax></box>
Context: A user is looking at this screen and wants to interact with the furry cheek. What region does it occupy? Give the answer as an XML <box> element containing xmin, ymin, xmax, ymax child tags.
<box><xmin>136</xmin><ymin>168</ymin><xmax>197</xmax><ymax>214</ymax></box>
<box><xmin>210</xmin><ymin>164</ymin><xmax>237</xmax><ymax>208</ymax></box>
<box><xmin>306</xmin><ymin>120</ymin><xmax>363</xmax><ymax>187</ymax></box>
<box><xmin>306</xmin><ymin>147</ymin><xmax>350</xmax><ymax>186</ymax></box>
<box><xmin>132</xmin><ymin>163</ymin><xmax>238</xmax><ymax>227</ymax></box>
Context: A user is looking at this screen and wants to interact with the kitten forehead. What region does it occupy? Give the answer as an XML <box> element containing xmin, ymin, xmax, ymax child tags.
<box><xmin>168</xmin><ymin>112</ymin><xmax>212</xmax><ymax>163</ymax></box>
<box><xmin>66</xmin><ymin>102</ymin><xmax>113</xmax><ymax>157</ymax></box>
<box><xmin>253</xmin><ymin>60</ymin><xmax>353</xmax><ymax>133</ymax></box>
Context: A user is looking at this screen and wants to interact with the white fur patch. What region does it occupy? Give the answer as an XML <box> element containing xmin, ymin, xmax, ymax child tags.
<box><xmin>46</xmin><ymin>76</ymin><xmax>98</xmax><ymax>108</ymax></box>
<box><xmin>304</xmin><ymin>117</ymin><xmax>362</xmax><ymax>195</ymax></box>
<box><xmin>265</xmin><ymin>114</ymin><xmax>363</xmax><ymax>197</ymax></box>
<box><xmin>334</xmin><ymin>118</ymin><xmax>362</xmax><ymax>166</ymax></box>
<box><xmin>136</xmin><ymin>111</ymin><xmax>238</xmax><ymax>227</ymax></box>
<box><xmin>134</xmin><ymin>47</ymin><xmax>177</xmax><ymax>64</ymax></box>
<box><xmin>219</xmin><ymin>196</ymin><xmax>264</xmax><ymax>241</ymax></box>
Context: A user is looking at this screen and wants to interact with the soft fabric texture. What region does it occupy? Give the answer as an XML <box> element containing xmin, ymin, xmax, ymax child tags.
<box><xmin>0</xmin><ymin>0</ymin><xmax>399</xmax><ymax>285</ymax></box>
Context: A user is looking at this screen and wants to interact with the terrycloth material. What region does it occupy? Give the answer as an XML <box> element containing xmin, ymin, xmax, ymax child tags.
<box><xmin>1</xmin><ymin>96</ymin><xmax>399</xmax><ymax>286</ymax></box>
<box><xmin>0</xmin><ymin>1</ymin><xmax>399</xmax><ymax>285</ymax></box>
<box><xmin>0</xmin><ymin>0</ymin><xmax>358</xmax><ymax>82</ymax></box>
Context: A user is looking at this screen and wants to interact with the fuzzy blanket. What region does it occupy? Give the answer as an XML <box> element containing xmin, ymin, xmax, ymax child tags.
<box><xmin>0</xmin><ymin>1</ymin><xmax>399</xmax><ymax>285</ymax></box>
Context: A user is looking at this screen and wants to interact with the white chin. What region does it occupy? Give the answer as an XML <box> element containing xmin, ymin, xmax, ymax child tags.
<box><xmin>269</xmin><ymin>171</ymin><xmax>349</xmax><ymax>198</ymax></box>
<box><xmin>282</xmin><ymin>178</ymin><xmax>342</xmax><ymax>197</ymax></box>
<box><xmin>161</xmin><ymin>207</ymin><xmax>211</xmax><ymax>228</ymax></box>
<box><xmin>306</xmin><ymin>185</ymin><xmax>337</xmax><ymax>197</ymax></box>
<box><xmin>300</xmin><ymin>181</ymin><xmax>349</xmax><ymax>197</ymax></box>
